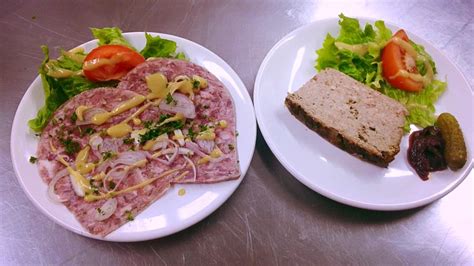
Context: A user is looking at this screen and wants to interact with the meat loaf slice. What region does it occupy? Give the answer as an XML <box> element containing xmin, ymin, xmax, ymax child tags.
<box><xmin>285</xmin><ymin>68</ymin><xmax>408</xmax><ymax>167</ymax></box>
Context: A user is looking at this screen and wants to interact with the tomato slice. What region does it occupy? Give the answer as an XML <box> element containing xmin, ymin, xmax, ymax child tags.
<box><xmin>381</xmin><ymin>30</ymin><xmax>424</xmax><ymax>92</ymax></box>
<box><xmin>83</xmin><ymin>45</ymin><xmax>145</xmax><ymax>82</ymax></box>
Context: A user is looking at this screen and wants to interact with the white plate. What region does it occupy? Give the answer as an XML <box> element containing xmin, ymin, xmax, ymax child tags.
<box><xmin>11</xmin><ymin>32</ymin><xmax>256</xmax><ymax>241</ymax></box>
<box><xmin>254</xmin><ymin>18</ymin><xmax>473</xmax><ymax>211</ymax></box>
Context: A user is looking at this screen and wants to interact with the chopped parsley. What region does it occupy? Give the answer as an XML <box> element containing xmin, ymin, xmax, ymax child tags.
<box><xmin>165</xmin><ymin>93</ymin><xmax>176</xmax><ymax>105</ymax></box>
<box><xmin>96</xmin><ymin>208</ymin><xmax>103</xmax><ymax>214</ymax></box>
<box><xmin>187</xmin><ymin>127</ymin><xmax>197</xmax><ymax>140</ymax></box>
<box><xmin>29</xmin><ymin>156</ymin><xmax>38</xmax><ymax>164</ymax></box>
<box><xmin>228</xmin><ymin>144</ymin><xmax>234</xmax><ymax>151</ymax></box>
<box><xmin>125</xmin><ymin>210</ymin><xmax>134</xmax><ymax>221</ymax></box>
<box><xmin>123</xmin><ymin>137</ymin><xmax>134</xmax><ymax>145</ymax></box>
<box><xmin>192</xmin><ymin>80</ymin><xmax>200</xmax><ymax>89</ymax></box>
<box><xmin>70</xmin><ymin>112</ymin><xmax>77</xmax><ymax>122</ymax></box>
<box><xmin>139</xmin><ymin>115</ymin><xmax>184</xmax><ymax>145</ymax></box>
<box><xmin>143</xmin><ymin>120</ymin><xmax>153</xmax><ymax>129</ymax></box>
<box><xmin>84</xmin><ymin>127</ymin><xmax>96</xmax><ymax>135</ymax></box>
<box><xmin>101</xmin><ymin>151</ymin><xmax>116</xmax><ymax>161</ymax></box>
<box><xmin>199</xmin><ymin>124</ymin><xmax>208</xmax><ymax>132</ymax></box>
<box><xmin>90</xmin><ymin>182</ymin><xmax>99</xmax><ymax>195</ymax></box>
<box><xmin>60</xmin><ymin>137</ymin><xmax>80</xmax><ymax>155</ymax></box>
<box><xmin>108</xmin><ymin>181</ymin><xmax>116</xmax><ymax>190</ymax></box>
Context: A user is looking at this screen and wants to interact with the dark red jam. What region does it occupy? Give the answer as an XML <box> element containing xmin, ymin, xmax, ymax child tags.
<box><xmin>408</xmin><ymin>126</ymin><xmax>447</xmax><ymax>180</ymax></box>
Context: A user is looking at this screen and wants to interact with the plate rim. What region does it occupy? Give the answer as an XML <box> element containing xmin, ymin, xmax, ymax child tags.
<box><xmin>253</xmin><ymin>16</ymin><xmax>474</xmax><ymax>211</ymax></box>
<box><xmin>10</xmin><ymin>32</ymin><xmax>257</xmax><ymax>241</ymax></box>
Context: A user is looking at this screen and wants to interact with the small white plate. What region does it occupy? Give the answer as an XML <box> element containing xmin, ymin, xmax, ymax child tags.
<box><xmin>254</xmin><ymin>17</ymin><xmax>473</xmax><ymax>211</ymax></box>
<box><xmin>11</xmin><ymin>32</ymin><xmax>257</xmax><ymax>241</ymax></box>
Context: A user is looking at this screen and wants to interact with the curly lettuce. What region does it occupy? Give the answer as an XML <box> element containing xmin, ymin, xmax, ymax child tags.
<box><xmin>315</xmin><ymin>14</ymin><xmax>446</xmax><ymax>131</ymax></box>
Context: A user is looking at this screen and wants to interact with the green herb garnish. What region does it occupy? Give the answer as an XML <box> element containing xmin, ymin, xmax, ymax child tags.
<box><xmin>125</xmin><ymin>210</ymin><xmax>134</xmax><ymax>221</ymax></box>
<box><xmin>70</xmin><ymin>112</ymin><xmax>77</xmax><ymax>122</ymax></box>
<box><xmin>165</xmin><ymin>93</ymin><xmax>175</xmax><ymax>105</ymax></box>
<box><xmin>60</xmin><ymin>138</ymin><xmax>80</xmax><ymax>155</ymax></box>
<box><xmin>29</xmin><ymin>156</ymin><xmax>38</xmax><ymax>164</ymax></box>
<box><xmin>192</xmin><ymin>80</ymin><xmax>200</xmax><ymax>89</ymax></box>
<box><xmin>123</xmin><ymin>137</ymin><xmax>134</xmax><ymax>145</ymax></box>
<box><xmin>101</xmin><ymin>151</ymin><xmax>116</xmax><ymax>160</ymax></box>
<box><xmin>139</xmin><ymin>117</ymin><xmax>184</xmax><ymax>145</ymax></box>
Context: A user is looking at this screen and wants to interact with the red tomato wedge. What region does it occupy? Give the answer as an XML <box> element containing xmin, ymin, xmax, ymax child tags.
<box><xmin>381</xmin><ymin>30</ymin><xmax>424</xmax><ymax>92</ymax></box>
<box><xmin>83</xmin><ymin>45</ymin><xmax>145</xmax><ymax>82</ymax></box>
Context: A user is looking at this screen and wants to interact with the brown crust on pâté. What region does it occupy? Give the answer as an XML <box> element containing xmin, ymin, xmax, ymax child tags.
<box><xmin>285</xmin><ymin>97</ymin><xmax>393</xmax><ymax>167</ymax></box>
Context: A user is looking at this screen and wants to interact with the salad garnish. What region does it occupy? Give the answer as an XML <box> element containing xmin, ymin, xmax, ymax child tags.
<box><xmin>29</xmin><ymin>27</ymin><xmax>186</xmax><ymax>132</ymax></box>
<box><xmin>315</xmin><ymin>14</ymin><xmax>446</xmax><ymax>131</ymax></box>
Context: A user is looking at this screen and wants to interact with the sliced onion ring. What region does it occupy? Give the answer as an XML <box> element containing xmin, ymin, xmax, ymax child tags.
<box><xmin>76</xmin><ymin>107</ymin><xmax>107</xmax><ymax>125</ymax></box>
<box><xmin>47</xmin><ymin>168</ymin><xmax>69</xmax><ymax>203</ymax></box>
<box><xmin>183</xmin><ymin>156</ymin><xmax>197</xmax><ymax>182</ymax></box>
<box><xmin>94</xmin><ymin>198</ymin><xmax>118</xmax><ymax>221</ymax></box>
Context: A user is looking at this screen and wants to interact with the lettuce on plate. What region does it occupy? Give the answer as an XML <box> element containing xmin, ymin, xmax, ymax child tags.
<box><xmin>315</xmin><ymin>14</ymin><xmax>446</xmax><ymax>131</ymax></box>
<box><xmin>28</xmin><ymin>46</ymin><xmax>109</xmax><ymax>132</ymax></box>
<box><xmin>29</xmin><ymin>27</ymin><xmax>187</xmax><ymax>132</ymax></box>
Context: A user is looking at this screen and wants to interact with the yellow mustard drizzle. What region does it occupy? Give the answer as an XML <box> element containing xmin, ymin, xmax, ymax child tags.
<box><xmin>83</xmin><ymin>53</ymin><xmax>125</xmax><ymax>71</ymax></box>
<box><xmin>132</xmin><ymin>117</ymin><xmax>141</xmax><ymax>125</ymax></box>
<box><xmin>61</xmin><ymin>50</ymin><xmax>86</xmax><ymax>64</ymax></box>
<box><xmin>334</xmin><ymin>42</ymin><xmax>368</xmax><ymax>56</ymax></box>
<box><xmin>389</xmin><ymin>37</ymin><xmax>434</xmax><ymax>86</ymax></box>
<box><xmin>197</xmin><ymin>156</ymin><xmax>211</xmax><ymax>165</ymax></box>
<box><xmin>91</xmin><ymin>95</ymin><xmax>146</xmax><ymax>125</ymax></box>
<box><xmin>84</xmin><ymin>168</ymin><xmax>181</xmax><ymax>202</ymax></box>
<box><xmin>75</xmin><ymin>105</ymin><xmax>89</xmax><ymax>121</ymax></box>
<box><xmin>218</xmin><ymin>120</ymin><xmax>227</xmax><ymax>128</ymax></box>
<box><xmin>92</xmin><ymin>171</ymin><xmax>106</xmax><ymax>181</ymax></box>
<box><xmin>210</xmin><ymin>147</ymin><xmax>223</xmax><ymax>158</ymax></box>
<box><xmin>192</xmin><ymin>75</ymin><xmax>208</xmax><ymax>89</ymax></box>
<box><xmin>75</xmin><ymin>146</ymin><xmax>95</xmax><ymax>175</ymax></box>
<box><xmin>57</xmin><ymin>156</ymin><xmax>91</xmax><ymax>194</ymax></box>
<box><xmin>107</xmin><ymin>123</ymin><xmax>132</xmax><ymax>138</ymax></box>
<box><xmin>157</xmin><ymin>113</ymin><xmax>185</xmax><ymax>126</ymax></box>
<box><xmin>146</xmin><ymin>73</ymin><xmax>169</xmax><ymax>100</ymax></box>
<box><xmin>196</xmin><ymin>127</ymin><xmax>216</xmax><ymax>141</ymax></box>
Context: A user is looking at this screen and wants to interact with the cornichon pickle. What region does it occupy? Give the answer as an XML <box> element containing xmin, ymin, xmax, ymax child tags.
<box><xmin>435</xmin><ymin>113</ymin><xmax>467</xmax><ymax>170</ymax></box>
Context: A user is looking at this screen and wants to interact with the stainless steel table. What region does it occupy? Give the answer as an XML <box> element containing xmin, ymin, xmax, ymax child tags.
<box><xmin>1</xmin><ymin>0</ymin><xmax>473</xmax><ymax>264</ymax></box>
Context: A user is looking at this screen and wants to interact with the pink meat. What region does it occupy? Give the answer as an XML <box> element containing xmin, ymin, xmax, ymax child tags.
<box><xmin>37</xmin><ymin>88</ymin><xmax>177</xmax><ymax>236</ymax></box>
<box><xmin>117</xmin><ymin>59</ymin><xmax>240</xmax><ymax>184</ymax></box>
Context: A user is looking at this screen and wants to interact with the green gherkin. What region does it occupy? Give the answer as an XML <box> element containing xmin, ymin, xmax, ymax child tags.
<box><xmin>435</xmin><ymin>113</ymin><xmax>467</xmax><ymax>170</ymax></box>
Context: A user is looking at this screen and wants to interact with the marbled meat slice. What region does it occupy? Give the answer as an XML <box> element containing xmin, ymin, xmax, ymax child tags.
<box><xmin>118</xmin><ymin>58</ymin><xmax>240</xmax><ymax>183</ymax></box>
<box><xmin>37</xmin><ymin>88</ymin><xmax>180</xmax><ymax>236</ymax></box>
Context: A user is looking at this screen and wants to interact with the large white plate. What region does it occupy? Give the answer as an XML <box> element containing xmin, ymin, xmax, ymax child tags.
<box><xmin>254</xmin><ymin>18</ymin><xmax>473</xmax><ymax>211</ymax></box>
<box><xmin>11</xmin><ymin>32</ymin><xmax>256</xmax><ymax>241</ymax></box>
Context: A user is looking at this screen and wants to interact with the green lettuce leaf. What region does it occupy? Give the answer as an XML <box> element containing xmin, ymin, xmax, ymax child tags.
<box><xmin>140</xmin><ymin>33</ymin><xmax>186</xmax><ymax>59</ymax></box>
<box><xmin>315</xmin><ymin>14</ymin><xmax>446</xmax><ymax>132</ymax></box>
<box><xmin>90</xmin><ymin>27</ymin><xmax>134</xmax><ymax>49</ymax></box>
<box><xmin>28</xmin><ymin>46</ymin><xmax>111</xmax><ymax>132</ymax></box>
